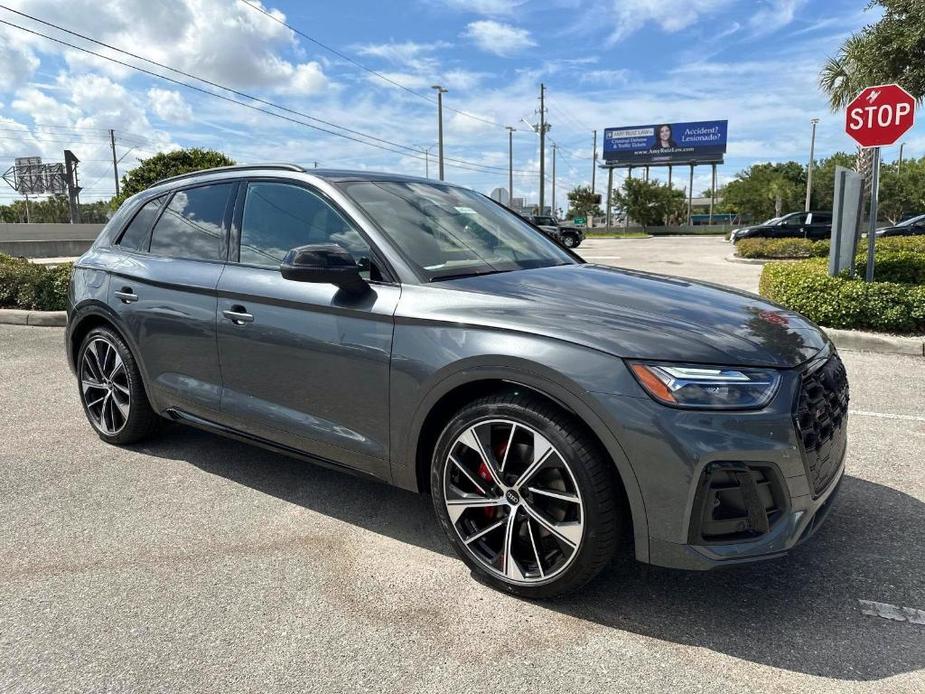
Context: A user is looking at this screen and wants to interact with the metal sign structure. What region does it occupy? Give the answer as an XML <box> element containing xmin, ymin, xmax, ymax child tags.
<box><xmin>2</xmin><ymin>158</ymin><xmax>67</xmax><ymax>196</ymax></box>
<box><xmin>844</xmin><ymin>84</ymin><xmax>917</xmax><ymax>280</ymax></box>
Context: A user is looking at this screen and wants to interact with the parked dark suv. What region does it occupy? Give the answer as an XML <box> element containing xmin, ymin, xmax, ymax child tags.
<box><xmin>731</xmin><ymin>211</ymin><xmax>833</xmax><ymax>242</ymax></box>
<box><xmin>67</xmin><ymin>165</ymin><xmax>848</xmax><ymax>597</ymax></box>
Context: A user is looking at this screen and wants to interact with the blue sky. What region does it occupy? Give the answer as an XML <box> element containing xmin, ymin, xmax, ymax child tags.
<box><xmin>0</xmin><ymin>0</ymin><xmax>921</xmax><ymax>207</ymax></box>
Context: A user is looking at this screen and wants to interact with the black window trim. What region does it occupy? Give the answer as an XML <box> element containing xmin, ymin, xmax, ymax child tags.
<box><xmin>231</xmin><ymin>177</ymin><xmax>398</xmax><ymax>285</ymax></box>
<box><xmin>145</xmin><ymin>180</ymin><xmax>237</xmax><ymax>264</ymax></box>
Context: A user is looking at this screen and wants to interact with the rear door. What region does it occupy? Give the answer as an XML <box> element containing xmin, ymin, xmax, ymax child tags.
<box><xmin>108</xmin><ymin>182</ymin><xmax>235</xmax><ymax>417</ymax></box>
<box><xmin>773</xmin><ymin>212</ymin><xmax>806</xmax><ymax>238</ymax></box>
<box><xmin>215</xmin><ymin>179</ymin><xmax>399</xmax><ymax>480</ymax></box>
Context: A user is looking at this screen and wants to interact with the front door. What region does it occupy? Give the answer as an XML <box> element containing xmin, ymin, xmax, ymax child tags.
<box><xmin>216</xmin><ymin>180</ymin><xmax>399</xmax><ymax>480</ymax></box>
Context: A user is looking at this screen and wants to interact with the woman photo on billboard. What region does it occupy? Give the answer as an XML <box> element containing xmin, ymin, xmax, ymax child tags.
<box><xmin>654</xmin><ymin>124</ymin><xmax>677</xmax><ymax>149</ymax></box>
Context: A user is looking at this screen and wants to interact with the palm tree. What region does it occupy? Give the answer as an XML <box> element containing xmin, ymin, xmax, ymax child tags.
<box><xmin>818</xmin><ymin>34</ymin><xmax>871</xmax><ymax>110</ymax></box>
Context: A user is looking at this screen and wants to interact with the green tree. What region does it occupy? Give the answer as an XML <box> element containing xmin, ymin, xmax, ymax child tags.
<box><xmin>820</xmin><ymin>0</ymin><xmax>925</xmax><ymax>109</ymax></box>
<box><xmin>721</xmin><ymin>162</ymin><xmax>805</xmax><ymax>221</ymax></box>
<box><xmin>878</xmin><ymin>155</ymin><xmax>925</xmax><ymax>223</ymax></box>
<box><xmin>565</xmin><ymin>185</ymin><xmax>603</xmax><ymax>219</ymax></box>
<box><xmin>613</xmin><ymin>178</ymin><xmax>685</xmax><ymax>228</ymax></box>
<box><xmin>114</xmin><ymin>148</ymin><xmax>235</xmax><ymax>207</ymax></box>
<box><xmin>808</xmin><ymin>152</ymin><xmax>857</xmax><ymax>210</ymax></box>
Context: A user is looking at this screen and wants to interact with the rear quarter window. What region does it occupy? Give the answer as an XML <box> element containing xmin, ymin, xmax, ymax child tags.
<box><xmin>115</xmin><ymin>196</ymin><xmax>165</xmax><ymax>251</ymax></box>
<box><xmin>149</xmin><ymin>183</ymin><xmax>233</xmax><ymax>261</ymax></box>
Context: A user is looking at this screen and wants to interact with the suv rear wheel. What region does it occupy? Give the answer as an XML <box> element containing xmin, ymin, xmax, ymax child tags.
<box><xmin>77</xmin><ymin>326</ymin><xmax>160</xmax><ymax>445</ymax></box>
<box><xmin>431</xmin><ymin>392</ymin><xmax>621</xmax><ymax>598</ymax></box>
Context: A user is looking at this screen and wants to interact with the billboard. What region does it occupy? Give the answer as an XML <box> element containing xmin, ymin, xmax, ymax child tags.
<box><xmin>603</xmin><ymin>120</ymin><xmax>728</xmax><ymax>166</ymax></box>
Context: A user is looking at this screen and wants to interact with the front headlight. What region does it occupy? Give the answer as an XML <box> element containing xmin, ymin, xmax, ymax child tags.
<box><xmin>628</xmin><ymin>362</ymin><xmax>781</xmax><ymax>410</ymax></box>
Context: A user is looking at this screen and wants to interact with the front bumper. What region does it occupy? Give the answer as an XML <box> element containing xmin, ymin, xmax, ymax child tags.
<box><xmin>591</xmin><ymin>349</ymin><xmax>848</xmax><ymax>571</ymax></box>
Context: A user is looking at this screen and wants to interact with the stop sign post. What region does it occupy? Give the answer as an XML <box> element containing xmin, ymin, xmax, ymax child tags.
<box><xmin>845</xmin><ymin>84</ymin><xmax>916</xmax><ymax>281</ymax></box>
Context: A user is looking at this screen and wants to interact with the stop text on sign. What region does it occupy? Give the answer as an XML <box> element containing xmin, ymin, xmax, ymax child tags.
<box><xmin>848</xmin><ymin>100</ymin><xmax>912</xmax><ymax>130</ymax></box>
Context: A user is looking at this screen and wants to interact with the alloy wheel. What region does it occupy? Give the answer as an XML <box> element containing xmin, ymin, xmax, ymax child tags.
<box><xmin>443</xmin><ymin>418</ymin><xmax>584</xmax><ymax>584</ymax></box>
<box><xmin>80</xmin><ymin>337</ymin><xmax>131</xmax><ymax>436</ymax></box>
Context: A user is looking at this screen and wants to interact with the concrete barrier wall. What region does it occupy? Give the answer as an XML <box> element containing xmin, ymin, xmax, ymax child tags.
<box><xmin>0</xmin><ymin>223</ymin><xmax>103</xmax><ymax>258</ymax></box>
<box><xmin>0</xmin><ymin>239</ymin><xmax>94</xmax><ymax>258</ymax></box>
<box><xmin>0</xmin><ymin>223</ymin><xmax>104</xmax><ymax>242</ymax></box>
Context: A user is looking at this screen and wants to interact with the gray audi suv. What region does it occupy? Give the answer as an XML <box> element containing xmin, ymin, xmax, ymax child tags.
<box><xmin>66</xmin><ymin>164</ymin><xmax>848</xmax><ymax>597</ymax></box>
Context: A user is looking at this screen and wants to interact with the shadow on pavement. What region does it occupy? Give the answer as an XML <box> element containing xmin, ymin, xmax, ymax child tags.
<box><xmin>138</xmin><ymin>424</ymin><xmax>925</xmax><ymax>682</ymax></box>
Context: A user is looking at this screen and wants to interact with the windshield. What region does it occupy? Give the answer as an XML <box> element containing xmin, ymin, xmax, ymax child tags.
<box><xmin>897</xmin><ymin>213</ymin><xmax>925</xmax><ymax>227</ymax></box>
<box><xmin>533</xmin><ymin>216</ymin><xmax>557</xmax><ymax>226</ymax></box>
<box><xmin>762</xmin><ymin>216</ymin><xmax>781</xmax><ymax>225</ymax></box>
<box><xmin>339</xmin><ymin>180</ymin><xmax>575</xmax><ymax>281</ymax></box>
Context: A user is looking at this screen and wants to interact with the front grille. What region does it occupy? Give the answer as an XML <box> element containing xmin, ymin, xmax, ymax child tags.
<box><xmin>795</xmin><ymin>353</ymin><xmax>849</xmax><ymax>496</ymax></box>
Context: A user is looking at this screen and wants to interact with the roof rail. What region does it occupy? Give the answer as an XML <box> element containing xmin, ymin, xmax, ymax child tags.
<box><xmin>154</xmin><ymin>163</ymin><xmax>306</xmax><ymax>187</ymax></box>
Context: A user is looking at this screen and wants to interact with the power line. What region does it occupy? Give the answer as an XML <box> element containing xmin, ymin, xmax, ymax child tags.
<box><xmin>0</xmin><ymin>17</ymin><xmax>528</xmax><ymax>178</ymax></box>
<box><xmin>0</xmin><ymin>7</ymin><xmax>528</xmax><ymax>176</ymax></box>
<box><xmin>237</xmin><ymin>0</ymin><xmax>504</xmax><ymax>130</ymax></box>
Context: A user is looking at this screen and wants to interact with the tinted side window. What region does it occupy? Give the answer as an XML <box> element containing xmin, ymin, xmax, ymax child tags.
<box><xmin>149</xmin><ymin>184</ymin><xmax>232</xmax><ymax>261</ymax></box>
<box><xmin>239</xmin><ymin>182</ymin><xmax>371</xmax><ymax>271</ymax></box>
<box><xmin>117</xmin><ymin>196</ymin><xmax>165</xmax><ymax>251</ymax></box>
<box><xmin>813</xmin><ymin>213</ymin><xmax>832</xmax><ymax>224</ymax></box>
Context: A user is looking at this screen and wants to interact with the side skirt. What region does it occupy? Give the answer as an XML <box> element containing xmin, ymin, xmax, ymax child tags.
<box><xmin>164</xmin><ymin>407</ymin><xmax>387</xmax><ymax>486</ymax></box>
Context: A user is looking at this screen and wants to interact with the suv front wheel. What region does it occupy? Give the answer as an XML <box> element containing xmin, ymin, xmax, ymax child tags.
<box><xmin>431</xmin><ymin>392</ymin><xmax>621</xmax><ymax>598</ymax></box>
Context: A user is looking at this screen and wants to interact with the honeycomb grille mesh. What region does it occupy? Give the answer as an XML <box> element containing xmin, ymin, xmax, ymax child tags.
<box><xmin>795</xmin><ymin>353</ymin><xmax>849</xmax><ymax>495</ymax></box>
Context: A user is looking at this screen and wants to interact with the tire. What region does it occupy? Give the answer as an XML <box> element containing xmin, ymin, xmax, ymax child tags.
<box><xmin>77</xmin><ymin>326</ymin><xmax>160</xmax><ymax>445</ymax></box>
<box><xmin>430</xmin><ymin>392</ymin><xmax>621</xmax><ymax>598</ymax></box>
<box><xmin>561</xmin><ymin>233</ymin><xmax>577</xmax><ymax>248</ymax></box>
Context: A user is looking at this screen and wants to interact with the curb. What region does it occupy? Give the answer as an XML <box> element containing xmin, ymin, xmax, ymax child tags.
<box><xmin>725</xmin><ymin>254</ymin><xmax>805</xmax><ymax>265</ymax></box>
<box><xmin>823</xmin><ymin>327</ymin><xmax>924</xmax><ymax>357</ymax></box>
<box><xmin>0</xmin><ymin>309</ymin><xmax>66</xmax><ymax>327</ymax></box>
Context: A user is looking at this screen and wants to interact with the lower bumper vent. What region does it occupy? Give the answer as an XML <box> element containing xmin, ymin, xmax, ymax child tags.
<box><xmin>689</xmin><ymin>463</ymin><xmax>785</xmax><ymax>544</ymax></box>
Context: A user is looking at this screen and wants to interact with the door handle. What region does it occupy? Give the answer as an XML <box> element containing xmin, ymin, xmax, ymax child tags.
<box><xmin>114</xmin><ymin>287</ymin><xmax>138</xmax><ymax>303</ymax></box>
<box><xmin>222</xmin><ymin>305</ymin><xmax>254</xmax><ymax>325</ymax></box>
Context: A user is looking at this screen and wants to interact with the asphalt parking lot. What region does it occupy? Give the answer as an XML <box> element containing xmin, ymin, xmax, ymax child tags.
<box><xmin>1</xmin><ymin>240</ymin><xmax>923</xmax><ymax>693</ymax></box>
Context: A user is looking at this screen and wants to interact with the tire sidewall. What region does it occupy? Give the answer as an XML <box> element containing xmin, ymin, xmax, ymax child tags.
<box><xmin>430</xmin><ymin>397</ymin><xmax>616</xmax><ymax>598</ymax></box>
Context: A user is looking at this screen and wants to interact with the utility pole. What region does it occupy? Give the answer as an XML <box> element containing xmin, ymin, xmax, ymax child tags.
<box><xmin>506</xmin><ymin>127</ymin><xmax>515</xmax><ymax>208</ymax></box>
<box><xmin>591</xmin><ymin>129</ymin><xmax>597</xmax><ymax>196</ymax></box>
<box><xmin>431</xmin><ymin>85</ymin><xmax>447</xmax><ymax>180</ymax></box>
<box><xmin>551</xmin><ymin>143</ymin><xmax>557</xmax><ymax>217</ymax></box>
<box><xmin>898</xmin><ymin>141</ymin><xmax>906</xmax><ymax>176</ymax></box>
<box><xmin>64</xmin><ymin>149</ymin><xmax>82</xmax><ymax>224</ymax></box>
<box><xmin>805</xmin><ymin>118</ymin><xmax>819</xmax><ymax>212</ymax></box>
<box><xmin>539</xmin><ymin>83</ymin><xmax>547</xmax><ymax>213</ymax></box>
<box><xmin>109</xmin><ymin>129</ymin><xmax>120</xmax><ymax>196</ymax></box>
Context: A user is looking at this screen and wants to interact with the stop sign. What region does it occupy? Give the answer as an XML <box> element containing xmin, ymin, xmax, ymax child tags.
<box><xmin>845</xmin><ymin>83</ymin><xmax>916</xmax><ymax>147</ymax></box>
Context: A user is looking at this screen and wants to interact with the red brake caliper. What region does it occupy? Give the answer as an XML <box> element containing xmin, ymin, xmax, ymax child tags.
<box><xmin>479</xmin><ymin>441</ymin><xmax>508</xmax><ymax>519</ymax></box>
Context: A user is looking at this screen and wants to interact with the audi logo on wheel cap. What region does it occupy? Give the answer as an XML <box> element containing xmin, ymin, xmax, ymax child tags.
<box><xmin>505</xmin><ymin>489</ymin><xmax>520</xmax><ymax>505</ymax></box>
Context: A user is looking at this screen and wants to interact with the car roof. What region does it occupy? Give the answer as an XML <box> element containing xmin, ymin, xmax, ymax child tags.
<box><xmin>149</xmin><ymin>163</ymin><xmax>444</xmax><ymax>191</ymax></box>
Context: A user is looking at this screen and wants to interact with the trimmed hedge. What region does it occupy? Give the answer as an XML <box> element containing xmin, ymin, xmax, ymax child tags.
<box><xmin>736</xmin><ymin>235</ymin><xmax>925</xmax><ymax>259</ymax></box>
<box><xmin>759</xmin><ymin>258</ymin><xmax>925</xmax><ymax>334</ymax></box>
<box><xmin>0</xmin><ymin>254</ymin><xmax>72</xmax><ymax>311</ymax></box>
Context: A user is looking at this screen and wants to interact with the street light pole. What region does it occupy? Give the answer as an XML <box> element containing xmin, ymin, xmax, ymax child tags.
<box><xmin>551</xmin><ymin>143</ymin><xmax>557</xmax><ymax>218</ymax></box>
<box><xmin>431</xmin><ymin>85</ymin><xmax>447</xmax><ymax>181</ymax></box>
<box><xmin>539</xmin><ymin>83</ymin><xmax>547</xmax><ymax>213</ymax></box>
<box><xmin>805</xmin><ymin>118</ymin><xmax>819</xmax><ymax>212</ymax></box>
<box><xmin>506</xmin><ymin>126</ymin><xmax>515</xmax><ymax>209</ymax></box>
<box><xmin>591</xmin><ymin>129</ymin><xmax>597</xmax><ymax>196</ymax></box>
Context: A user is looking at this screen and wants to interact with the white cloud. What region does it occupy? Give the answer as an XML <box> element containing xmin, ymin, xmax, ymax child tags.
<box><xmin>436</xmin><ymin>0</ymin><xmax>527</xmax><ymax>15</ymax></box>
<box><xmin>462</xmin><ymin>20</ymin><xmax>536</xmax><ymax>57</ymax></box>
<box><xmin>354</xmin><ymin>41</ymin><xmax>450</xmax><ymax>72</ymax></box>
<box><xmin>148</xmin><ymin>88</ymin><xmax>193</xmax><ymax>123</ymax></box>
<box><xmin>602</xmin><ymin>0</ymin><xmax>733</xmax><ymax>44</ymax></box>
<box><xmin>579</xmin><ymin>69</ymin><xmax>630</xmax><ymax>86</ymax></box>
<box><xmin>748</xmin><ymin>0</ymin><xmax>806</xmax><ymax>35</ymax></box>
<box><xmin>3</xmin><ymin>0</ymin><xmax>331</xmax><ymax>95</ymax></box>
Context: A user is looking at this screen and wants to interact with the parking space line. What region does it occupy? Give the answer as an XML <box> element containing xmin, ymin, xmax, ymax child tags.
<box><xmin>859</xmin><ymin>600</ymin><xmax>925</xmax><ymax>625</ymax></box>
<box><xmin>849</xmin><ymin>410</ymin><xmax>925</xmax><ymax>422</ymax></box>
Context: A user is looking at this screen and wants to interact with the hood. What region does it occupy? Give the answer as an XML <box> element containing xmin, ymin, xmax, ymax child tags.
<box><xmin>420</xmin><ymin>264</ymin><xmax>827</xmax><ymax>368</ymax></box>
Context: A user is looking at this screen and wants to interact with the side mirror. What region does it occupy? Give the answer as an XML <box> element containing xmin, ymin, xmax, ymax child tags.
<box><xmin>280</xmin><ymin>244</ymin><xmax>367</xmax><ymax>293</ymax></box>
